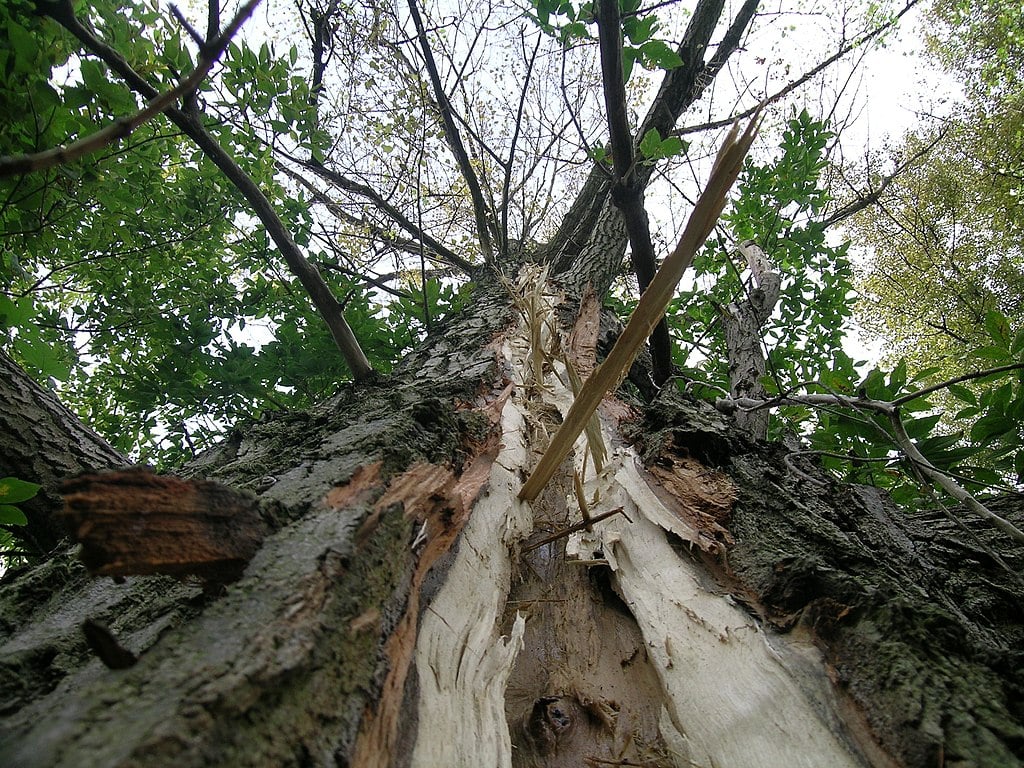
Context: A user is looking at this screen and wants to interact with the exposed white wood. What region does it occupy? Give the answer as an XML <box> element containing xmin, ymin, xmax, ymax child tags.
<box><xmin>408</xmin><ymin>392</ymin><xmax>530</xmax><ymax>767</ymax></box>
<box><xmin>568</xmin><ymin>451</ymin><xmax>867</xmax><ymax>768</ymax></box>
<box><xmin>411</xmin><ymin>268</ymin><xmax>866</xmax><ymax>766</ymax></box>
<box><xmin>409</xmin><ymin>281</ymin><xmax>547</xmax><ymax>765</ymax></box>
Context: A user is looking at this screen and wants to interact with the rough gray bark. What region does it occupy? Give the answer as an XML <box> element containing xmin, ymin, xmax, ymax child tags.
<box><xmin>1</xmin><ymin>275</ymin><xmax>1022</xmax><ymax>767</ymax></box>
<box><xmin>0</xmin><ymin>278</ymin><xmax>514</xmax><ymax>766</ymax></box>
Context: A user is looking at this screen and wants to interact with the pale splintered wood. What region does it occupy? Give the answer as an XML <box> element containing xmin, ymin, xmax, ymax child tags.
<box><xmin>408</xmin><ymin>354</ymin><xmax>534</xmax><ymax>767</ymax></box>
<box><xmin>566</xmin><ymin>453</ymin><xmax>867</xmax><ymax>767</ymax></box>
<box><xmin>519</xmin><ymin>112</ymin><xmax>761</xmax><ymax>502</ymax></box>
<box><xmin>409</xmin><ymin>289</ymin><xmax>867</xmax><ymax>766</ymax></box>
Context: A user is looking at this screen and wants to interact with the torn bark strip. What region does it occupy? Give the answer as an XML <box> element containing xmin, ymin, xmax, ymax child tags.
<box><xmin>59</xmin><ymin>467</ymin><xmax>266</xmax><ymax>583</ymax></box>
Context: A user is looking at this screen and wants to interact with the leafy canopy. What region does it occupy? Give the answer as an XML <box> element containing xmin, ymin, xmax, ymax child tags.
<box><xmin>1</xmin><ymin>0</ymin><xmax>1020</xmax><ymax>521</ymax></box>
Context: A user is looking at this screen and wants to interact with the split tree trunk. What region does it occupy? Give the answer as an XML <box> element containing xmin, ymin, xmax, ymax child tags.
<box><xmin>1</xmin><ymin>270</ymin><xmax>1022</xmax><ymax>767</ymax></box>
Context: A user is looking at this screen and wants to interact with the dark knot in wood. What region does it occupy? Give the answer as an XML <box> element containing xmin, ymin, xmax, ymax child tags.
<box><xmin>527</xmin><ymin>695</ymin><xmax>578</xmax><ymax>755</ymax></box>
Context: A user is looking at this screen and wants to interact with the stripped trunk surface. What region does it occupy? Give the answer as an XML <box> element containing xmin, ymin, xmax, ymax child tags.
<box><xmin>1</xmin><ymin>271</ymin><xmax>1021</xmax><ymax>767</ymax></box>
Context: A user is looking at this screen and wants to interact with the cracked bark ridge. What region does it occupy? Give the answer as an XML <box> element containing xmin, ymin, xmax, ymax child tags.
<box><xmin>59</xmin><ymin>467</ymin><xmax>266</xmax><ymax>583</ymax></box>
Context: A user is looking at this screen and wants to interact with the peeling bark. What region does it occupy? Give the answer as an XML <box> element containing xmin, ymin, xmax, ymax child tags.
<box><xmin>59</xmin><ymin>468</ymin><xmax>265</xmax><ymax>583</ymax></box>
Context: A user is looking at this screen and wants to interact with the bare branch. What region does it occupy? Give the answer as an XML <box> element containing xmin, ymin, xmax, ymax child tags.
<box><xmin>820</xmin><ymin>126</ymin><xmax>948</xmax><ymax>229</ymax></box>
<box><xmin>892</xmin><ymin>363</ymin><xmax>1024</xmax><ymax>407</ymax></box>
<box><xmin>500</xmin><ymin>33</ymin><xmax>542</xmax><ymax>261</ymax></box>
<box><xmin>887</xmin><ymin>412</ymin><xmax>1024</xmax><ymax>544</ymax></box>
<box><xmin>406</xmin><ymin>0</ymin><xmax>496</xmax><ymax>262</ymax></box>
<box><xmin>281</xmin><ymin>156</ymin><xmax>476</xmax><ymax>275</ymax></box>
<box><xmin>675</xmin><ymin>0</ymin><xmax>924</xmax><ymax>138</ymax></box>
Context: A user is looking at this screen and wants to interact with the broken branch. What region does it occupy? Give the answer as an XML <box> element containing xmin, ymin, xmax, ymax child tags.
<box><xmin>519</xmin><ymin>111</ymin><xmax>761</xmax><ymax>502</ymax></box>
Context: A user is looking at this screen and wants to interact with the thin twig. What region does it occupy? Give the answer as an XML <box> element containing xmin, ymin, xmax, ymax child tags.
<box><xmin>892</xmin><ymin>362</ymin><xmax>1024</xmax><ymax>407</ymax></box>
<box><xmin>523</xmin><ymin>507</ymin><xmax>626</xmax><ymax>552</ymax></box>
<box><xmin>406</xmin><ymin>0</ymin><xmax>495</xmax><ymax>262</ymax></box>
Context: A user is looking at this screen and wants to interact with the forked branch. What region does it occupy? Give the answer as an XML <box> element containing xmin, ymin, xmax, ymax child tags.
<box><xmin>715</xmin><ymin>362</ymin><xmax>1024</xmax><ymax>544</ymax></box>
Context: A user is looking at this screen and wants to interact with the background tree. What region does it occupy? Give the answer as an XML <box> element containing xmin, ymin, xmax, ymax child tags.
<box><xmin>842</xmin><ymin>0</ymin><xmax>1024</xmax><ymax>490</ymax></box>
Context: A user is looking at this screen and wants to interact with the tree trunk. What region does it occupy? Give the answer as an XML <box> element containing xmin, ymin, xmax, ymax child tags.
<box><xmin>0</xmin><ymin>349</ymin><xmax>126</xmax><ymax>555</ymax></box>
<box><xmin>1</xmin><ymin>269</ymin><xmax>1021</xmax><ymax>768</ymax></box>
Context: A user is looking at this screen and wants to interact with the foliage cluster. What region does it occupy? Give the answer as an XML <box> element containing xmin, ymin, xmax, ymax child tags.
<box><xmin>0</xmin><ymin>0</ymin><xmax>469</xmax><ymax>465</ymax></box>
<box><xmin>841</xmin><ymin>0</ymin><xmax>1024</xmax><ymax>496</ymax></box>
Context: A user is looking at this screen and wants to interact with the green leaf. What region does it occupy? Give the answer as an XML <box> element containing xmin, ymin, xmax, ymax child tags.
<box><xmin>623</xmin><ymin>15</ymin><xmax>657</xmax><ymax>44</ymax></box>
<box><xmin>947</xmin><ymin>383</ymin><xmax>977</xmax><ymax>405</ymax></box>
<box><xmin>903</xmin><ymin>413</ymin><xmax>942</xmax><ymax>439</ymax></box>
<box><xmin>890</xmin><ymin>358</ymin><xmax>908</xmax><ymax>391</ymax></box>
<box><xmin>0</xmin><ymin>477</ymin><xmax>41</xmax><ymax>505</ymax></box>
<box><xmin>973</xmin><ymin>344</ymin><xmax>1011</xmax><ymax>362</ymax></box>
<box><xmin>658</xmin><ymin>135</ymin><xmax>683</xmax><ymax>157</ymax></box>
<box><xmin>917</xmin><ymin>432</ymin><xmax>966</xmax><ymax>454</ymax></box>
<box><xmin>638</xmin><ymin>39</ymin><xmax>682</xmax><ymax>69</ymax></box>
<box><xmin>860</xmin><ymin>368</ymin><xmax>890</xmax><ymax>400</ymax></box>
<box><xmin>559</xmin><ymin>22</ymin><xmax>589</xmax><ymax>42</ymax></box>
<box><xmin>7</xmin><ymin>21</ymin><xmax>40</xmax><ymax>74</ymax></box>
<box><xmin>18</xmin><ymin>336</ymin><xmax>72</xmax><ymax>381</ymax></box>
<box><xmin>1012</xmin><ymin>329</ymin><xmax>1024</xmax><ymax>354</ymax></box>
<box><xmin>984</xmin><ymin>309</ymin><xmax>1011</xmax><ymax>348</ymax></box>
<box><xmin>970</xmin><ymin>414</ymin><xmax>1017</xmax><ymax>443</ymax></box>
<box><xmin>910</xmin><ymin>365</ymin><xmax>943</xmax><ymax>383</ymax></box>
<box><xmin>638</xmin><ymin>128</ymin><xmax>683</xmax><ymax>160</ymax></box>
<box><xmin>622</xmin><ymin>47</ymin><xmax>638</xmax><ymax>81</ymax></box>
<box><xmin>639</xmin><ymin>128</ymin><xmax>662</xmax><ymax>159</ymax></box>
<box><xmin>0</xmin><ymin>505</ymin><xmax>28</xmax><ymax>526</ymax></box>
<box><xmin>0</xmin><ymin>295</ymin><xmax>35</xmax><ymax>327</ymax></box>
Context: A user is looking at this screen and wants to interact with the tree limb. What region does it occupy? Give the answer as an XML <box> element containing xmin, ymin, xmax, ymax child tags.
<box><xmin>674</xmin><ymin>0</ymin><xmax>923</xmax><ymax>139</ymax></box>
<box><xmin>39</xmin><ymin>0</ymin><xmax>373</xmax><ymax>380</ymax></box>
<box><xmin>715</xmin><ymin>386</ymin><xmax>1024</xmax><ymax>544</ymax></box>
<box><xmin>595</xmin><ymin>0</ymin><xmax>673</xmax><ymax>384</ymax></box>
<box><xmin>820</xmin><ymin>124</ymin><xmax>948</xmax><ymax>229</ymax></box>
<box><xmin>548</xmin><ymin>0</ymin><xmax>759</xmax><ymax>278</ymax></box>
<box><xmin>406</xmin><ymin>0</ymin><xmax>496</xmax><ymax>262</ymax></box>
<box><xmin>892</xmin><ymin>362</ymin><xmax>1024</xmax><ymax>407</ymax></box>
<box><xmin>499</xmin><ymin>33</ymin><xmax>541</xmax><ymax>261</ymax></box>
<box><xmin>0</xmin><ymin>0</ymin><xmax>259</xmax><ymax>178</ymax></box>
